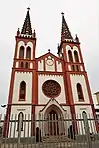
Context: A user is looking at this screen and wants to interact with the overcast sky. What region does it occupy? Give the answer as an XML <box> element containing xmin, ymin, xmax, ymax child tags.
<box><xmin>0</xmin><ymin>0</ymin><xmax>98</xmax><ymax>111</ymax></box>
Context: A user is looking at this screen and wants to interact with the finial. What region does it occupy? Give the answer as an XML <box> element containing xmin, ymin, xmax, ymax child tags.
<box><xmin>17</xmin><ymin>28</ymin><xmax>20</xmax><ymax>36</ymax></box>
<box><xmin>27</xmin><ymin>7</ymin><xmax>30</xmax><ymax>11</ymax></box>
<box><xmin>75</xmin><ymin>34</ymin><xmax>79</xmax><ymax>42</ymax></box>
<box><xmin>48</xmin><ymin>49</ymin><xmax>50</xmax><ymax>52</ymax></box>
<box><xmin>33</xmin><ymin>29</ymin><xmax>36</xmax><ymax>38</ymax></box>
<box><xmin>57</xmin><ymin>43</ymin><xmax>60</xmax><ymax>53</ymax></box>
<box><xmin>57</xmin><ymin>43</ymin><xmax>60</xmax><ymax>49</ymax></box>
<box><xmin>61</xmin><ymin>12</ymin><xmax>64</xmax><ymax>16</ymax></box>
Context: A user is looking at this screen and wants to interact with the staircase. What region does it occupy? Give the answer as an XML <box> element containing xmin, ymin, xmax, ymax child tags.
<box><xmin>42</xmin><ymin>135</ymin><xmax>74</xmax><ymax>143</ymax></box>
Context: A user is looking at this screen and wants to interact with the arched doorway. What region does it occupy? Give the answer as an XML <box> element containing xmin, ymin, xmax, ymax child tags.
<box><xmin>48</xmin><ymin>110</ymin><xmax>59</xmax><ymax>135</ymax></box>
<box><xmin>44</xmin><ymin>105</ymin><xmax>64</xmax><ymax>136</ymax></box>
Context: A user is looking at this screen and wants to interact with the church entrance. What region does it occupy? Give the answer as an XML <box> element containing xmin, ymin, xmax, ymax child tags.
<box><xmin>48</xmin><ymin>110</ymin><xmax>59</xmax><ymax>135</ymax></box>
<box><xmin>43</xmin><ymin>104</ymin><xmax>64</xmax><ymax>136</ymax></box>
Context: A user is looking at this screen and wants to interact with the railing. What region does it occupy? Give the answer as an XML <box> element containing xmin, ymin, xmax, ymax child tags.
<box><xmin>0</xmin><ymin>113</ymin><xmax>99</xmax><ymax>148</ymax></box>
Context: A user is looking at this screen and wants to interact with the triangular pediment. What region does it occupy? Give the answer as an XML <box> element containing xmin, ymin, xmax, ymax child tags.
<box><xmin>39</xmin><ymin>98</ymin><xmax>66</xmax><ymax>115</ymax></box>
<box><xmin>36</xmin><ymin>52</ymin><xmax>63</xmax><ymax>63</ymax></box>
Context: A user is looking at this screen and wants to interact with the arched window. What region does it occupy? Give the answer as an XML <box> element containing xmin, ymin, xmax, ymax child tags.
<box><xmin>17</xmin><ymin>112</ymin><xmax>24</xmax><ymax>131</ymax></box>
<box><xmin>26</xmin><ymin>46</ymin><xmax>31</xmax><ymax>59</ymax></box>
<box><xmin>82</xmin><ymin>111</ymin><xmax>87</xmax><ymax>117</ymax></box>
<box><xmin>71</xmin><ymin>65</ymin><xmax>75</xmax><ymax>71</ymax></box>
<box><xmin>76</xmin><ymin>65</ymin><xmax>80</xmax><ymax>71</ymax></box>
<box><xmin>76</xmin><ymin>83</ymin><xmax>84</xmax><ymax>101</ymax></box>
<box><xmin>19</xmin><ymin>46</ymin><xmax>24</xmax><ymax>58</ymax></box>
<box><xmin>25</xmin><ymin>62</ymin><xmax>28</xmax><ymax>68</ymax></box>
<box><xmin>68</xmin><ymin>50</ymin><xmax>73</xmax><ymax>62</ymax></box>
<box><xmin>19</xmin><ymin>81</ymin><xmax>26</xmax><ymax>101</ymax></box>
<box><xmin>20</xmin><ymin>62</ymin><xmax>24</xmax><ymax>68</ymax></box>
<box><xmin>74</xmin><ymin>51</ymin><xmax>79</xmax><ymax>62</ymax></box>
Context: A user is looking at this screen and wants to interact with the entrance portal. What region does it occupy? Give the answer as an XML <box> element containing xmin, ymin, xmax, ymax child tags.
<box><xmin>48</xmin><ymin>110</ymin><xmax>59</xmax><ymax>135</ymax></box>
<box><xmin>43</xmin><ymin>104</ymin><xmax>64</xmax><ymax>136</ymax></box>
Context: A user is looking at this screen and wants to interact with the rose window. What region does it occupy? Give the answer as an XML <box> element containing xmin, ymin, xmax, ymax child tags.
<box><xmin>42</xmin><ymin>80</ymin><xmax>61</xmax><ymax>98</ymax></box>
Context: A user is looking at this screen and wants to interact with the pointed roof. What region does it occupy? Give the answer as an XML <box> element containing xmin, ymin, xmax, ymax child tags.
<box><xmin>21</xmin><ymin>8</ymin><xmax>32</xmax><ymax>35</ymax></box>
<box><xmin>39</xmin><ymin>98</ymin><xmax>66</xmax><ymax>113</ymax></box>
<box><xmin>61</xmin><ymin>12</ymin><xmax>73</xmax><ymax>40</ymax></box>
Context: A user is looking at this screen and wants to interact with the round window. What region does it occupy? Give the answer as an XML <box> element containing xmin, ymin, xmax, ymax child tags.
<box><xmin>42</xmin><ymin>80</ymin><xmax>61</xmax><ymax>98</ymax></box>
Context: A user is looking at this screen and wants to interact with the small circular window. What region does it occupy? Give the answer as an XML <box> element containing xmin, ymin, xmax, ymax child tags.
<box><xmin>42</xmin><ymin>80</ymin><xmax>61</xmax><ymax>98</ymax></box>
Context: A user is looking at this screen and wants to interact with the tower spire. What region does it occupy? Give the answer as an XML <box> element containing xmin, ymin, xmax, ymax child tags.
<box><xmin>21</xmin><ymin>8</ymin><xmax>32</xmax><ymax>35</ymax></box>
<box><xmin>61</xmin><ymin>12</ymin><xmax>73</xmax><ymax>41</ymax></box>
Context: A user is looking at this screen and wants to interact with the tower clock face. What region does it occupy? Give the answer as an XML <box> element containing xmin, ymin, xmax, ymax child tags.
<box><xmin>46</xmin><ymin>59</ymin><xmax>54</xmax><ymax>66</ymax></box>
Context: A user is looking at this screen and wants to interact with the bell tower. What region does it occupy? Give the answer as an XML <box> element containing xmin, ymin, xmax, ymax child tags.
<box><xmin>58</xmin><ymin>12</ymin><xmax>96</xmax><ymax>118</ymax></box>
<box><xmin>6</xmin><ymin>8</ymin><xmax>37</xmax><ymax>126</ymax></box>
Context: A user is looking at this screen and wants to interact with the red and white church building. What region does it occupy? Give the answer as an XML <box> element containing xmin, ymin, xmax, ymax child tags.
<box><xmin>4</xmin><ymin>8</ymin><xmax>97</xmax><ymax>137</ymax></box>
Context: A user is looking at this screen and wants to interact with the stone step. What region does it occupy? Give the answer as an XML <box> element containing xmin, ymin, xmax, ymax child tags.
<box><xmin>42</xmin><ymin>135</ymin><xmax>74</xmax><ymax>143</ymax></box>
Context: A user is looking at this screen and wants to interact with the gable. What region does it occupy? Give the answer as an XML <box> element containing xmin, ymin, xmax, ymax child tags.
<box><xmin>39</xmin><ymin>98</ymin><xmax>66</xmax><ymax>115</ymax></box>
<box><xmin>36</xmin><ymin>52</ymin><xmax>64</xmax><ymax>72</ymax></box>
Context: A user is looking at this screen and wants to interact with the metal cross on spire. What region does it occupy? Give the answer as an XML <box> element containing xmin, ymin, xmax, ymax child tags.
<box><xmin>27</xmin><ymin>7</ymin><xmax>30</xmax><ymax>11</ymax></box>
<box><xmin>61</xmin><ymin>12</ymin><xmax>64</xmax><ymax>16</ymax></box>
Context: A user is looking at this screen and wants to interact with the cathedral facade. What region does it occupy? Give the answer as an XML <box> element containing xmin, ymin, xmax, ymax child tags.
<box><xmin>5</xmin><ymin>9</ymin><xmax>96</xmax><ymax>137</ymax></box>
